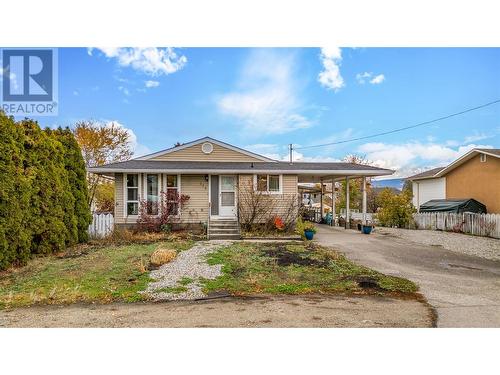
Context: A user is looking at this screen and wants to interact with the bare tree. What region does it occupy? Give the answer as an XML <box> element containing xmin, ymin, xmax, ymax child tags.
<box><xmin>73</xmin><ymin>120</ymin><xmax>133</xmax><ymax>206</ymax></box>
<box><xmin>237</xmin><ymin>179</ymin><xmax>277</xmax><ymax>231</ymax></box>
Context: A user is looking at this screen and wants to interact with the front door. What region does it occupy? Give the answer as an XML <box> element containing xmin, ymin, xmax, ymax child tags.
<box><xmin>219</xmin><ymin>175</ymin><xmax>237</xmax><ymax>217</ymax></box>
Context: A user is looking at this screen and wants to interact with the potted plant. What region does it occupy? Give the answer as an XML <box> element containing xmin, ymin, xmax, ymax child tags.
<box><xmin>303</xmin><ymin>222</ymin><xmax>317</xmax><ymax>240</ymax></box>
<box><xmin>362</xmin><ymin>222</ymin><xmax>374</xmax><ymax>234</ymax></box>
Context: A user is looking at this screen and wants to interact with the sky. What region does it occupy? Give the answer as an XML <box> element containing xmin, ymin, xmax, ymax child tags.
<box><xmin>5</xmin><ymin>47</ymin><xmax>500</xmax><ymax>178</ymax></box>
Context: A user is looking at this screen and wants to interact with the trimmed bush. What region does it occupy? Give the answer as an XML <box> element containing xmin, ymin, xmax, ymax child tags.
<box><xmin>0</xmin><ymin>112</ymin><xmax>91</xmax><ymax>269</ymax></box>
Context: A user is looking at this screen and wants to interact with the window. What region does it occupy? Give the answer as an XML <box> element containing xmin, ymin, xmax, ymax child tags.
<box><xmin>126</xmin><ymin>174</ymin><xmax>139</xmax><ymax>216</ymax></box>
<box><xmin>146</xmin><ymin>174</ymin><xmax>159</xmax><ymax>215</ymax></box>
<box><xmin>480</xmin><ymin>154</ymin><xmax>487</xmax><ymax>162</ymax></box>
<box><xmin>269</xmin><ymin>175</ymin><xmax>280</xmax><ymax>192</ymax></box>
<box><xmin>256</xmin><ymin>175</ymin><xmax>268</xmax><ymax>191</ymax></box>
<box><xmin>255</xmin><ymin>174</ymin><xmax>281</xmax><ymax>193</ymax></box>
<box><xmin>165</xmin><ymin>174</ymin><xmax>179</xmax><ymax>215</ymax></box>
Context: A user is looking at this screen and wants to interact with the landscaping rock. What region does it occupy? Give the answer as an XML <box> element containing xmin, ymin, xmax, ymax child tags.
<box><xmin>144</xmin><ymin>241</ymin><xmax>232</xmax><ymax>301</ymax></box>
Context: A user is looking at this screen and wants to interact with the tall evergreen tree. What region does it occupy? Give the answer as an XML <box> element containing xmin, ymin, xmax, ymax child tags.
<box><xmin>0</xmin><ymin>113</ymin><xmax>31</xmax><ymax>268</ymax></box>
<box><xmin>53</xmin><ymin>127</ymin><xmax>91</xmax><ymax>243</ymax></box>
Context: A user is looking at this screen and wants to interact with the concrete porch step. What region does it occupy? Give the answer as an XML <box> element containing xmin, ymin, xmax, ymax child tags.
<box><xmin>209</xmin><ymin>233</ymin><xmax>242</xmax><ymax>240</ymax></box>
<box><xmin>209</xmin><ymin>227</ymin><xmax>241</xmax><ymax>234</ymax></box>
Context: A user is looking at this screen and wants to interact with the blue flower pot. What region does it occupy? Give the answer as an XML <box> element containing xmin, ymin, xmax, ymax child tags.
<box><xmin>304</xmin><ymin>230</ymin><xmax>314</xmax><ymax>240</ymax></box>
<box><xmin>362</xmin><ymin>225</ymin><xmax>373</xmax><ymax>234</ymax></box>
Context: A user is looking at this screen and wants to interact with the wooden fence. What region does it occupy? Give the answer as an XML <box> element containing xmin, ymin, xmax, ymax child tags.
<box><xmin>88</xmin><ymin>213</ymin><xmax>114</xmax><ymax>238</ymax></box>
<box><xmin>413</xmin><ymin>212</ymin><xmax>500</xmax><ymax>239</ymax></box>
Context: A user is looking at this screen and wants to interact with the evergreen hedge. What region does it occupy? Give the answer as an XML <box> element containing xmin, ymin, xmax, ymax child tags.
<box><xmin>0</xmin><ymin>113</ymin><xmax>91</xmax><ymax>270</ymax></box>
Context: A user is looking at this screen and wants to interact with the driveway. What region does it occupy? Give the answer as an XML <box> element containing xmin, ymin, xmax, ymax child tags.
<box><xmin>315</xmin><ymin>225</ymin><xmax>500</xmax><ymax>327</ymax></box>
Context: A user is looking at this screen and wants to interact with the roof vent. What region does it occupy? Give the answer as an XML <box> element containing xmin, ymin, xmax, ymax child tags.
<box><xmin>201</xmin><ymin>142</ymin><xmax>213</xmax><ymax>154</ymax></box>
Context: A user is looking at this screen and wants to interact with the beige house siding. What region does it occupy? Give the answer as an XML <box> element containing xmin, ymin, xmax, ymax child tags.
<box><xmin>115</xmin><ymin>173</ymin><xmax>125</xmax><ymax>223</ymax></box>
<box><xmin>179</xmin><ymin>175</ymin><xmax>209</xmax><ymax>223</ymax></box>
<box><xmin>114</xmin><ymin>173</ymin><xmax>298</xmax><ymax>225</ymax></box>
<box><xmin>445</xmin><ymin>154</ymin><xmax>500</xmax><ymax>213</ymax></box>
<box><xmin>238</xmin><ymin>174</ymin><xmax>299</xmax><ymax>223</ymax></box>
<box><xmin>150</xmin><ymin>143</ymin><xmax>265</xmax><ymax>162</ymax></box>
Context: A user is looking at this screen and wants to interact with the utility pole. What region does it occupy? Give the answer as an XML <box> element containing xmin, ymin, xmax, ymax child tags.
<box><xmin>289</xmin><ymin>144</ymin><xmax>293</xmax><ymax>164</ymax></box>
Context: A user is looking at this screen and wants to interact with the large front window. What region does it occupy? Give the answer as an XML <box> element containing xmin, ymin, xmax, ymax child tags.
<box><xmin>146</xmin><ymin>174</ymin><xmax>159</xmax><ymax>215</ymax></box>
<box><xmin>126</xmin><ymin>174</ymin><xmax>139</xmax><ymax>215</ymax></box>
<box><xmin>255</xmin><ymin>174</ymin><xmax>281</xmax><ymax>193</ymax></box>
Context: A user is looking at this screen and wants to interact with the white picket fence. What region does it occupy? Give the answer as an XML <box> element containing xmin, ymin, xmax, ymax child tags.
<box><xmin>413</xmin><ymin>212</ymin><xmax>500</xmax><ymax>239</ymax></box>
<box><xmin>88</xmin><ymin>213</ymin><xmax>114</xmax><ymax>238</ymax></box>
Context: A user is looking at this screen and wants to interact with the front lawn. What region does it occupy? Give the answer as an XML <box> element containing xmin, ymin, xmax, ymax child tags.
<box><xmin>202</xmin><ymin>242</ymin><xmax>417</xmax><ymax>296</ymax></box>
<box><xmin>0</xmin><ymin>239</ymin><xmax>193</xmax><ymax>309</ymax></box>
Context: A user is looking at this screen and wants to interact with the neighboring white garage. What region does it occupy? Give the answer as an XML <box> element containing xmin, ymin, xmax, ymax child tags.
<box><xmin>407</xmin><ymin>167</ymin><xmax>446</xmax><ymax>211</ymax></box>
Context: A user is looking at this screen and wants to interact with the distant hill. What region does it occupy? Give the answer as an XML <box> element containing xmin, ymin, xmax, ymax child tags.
<box><xmin>371</xmin><ymin>178</ymin><xmax>404</xmax><ymax>190</ymax></box>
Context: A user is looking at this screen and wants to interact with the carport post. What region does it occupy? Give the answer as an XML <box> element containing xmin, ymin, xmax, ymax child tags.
<box><xmin>362</xmin><ymin>176</ymin><xmax>367</xmax><ymax>225</ymax></box>
<box><xmin>345</xmin><ymin>177</ymin><xmax>350</xmax><ymax>229</ymax></box>
<box><xmin>319</xmin><ymin>178</ymin><xmax>323</xmax><ymax>223</ymax></box>
<box><xmin>331</xmin><ymin>179</ymin><xmax>335</xmax><ymax>226</ymax></box>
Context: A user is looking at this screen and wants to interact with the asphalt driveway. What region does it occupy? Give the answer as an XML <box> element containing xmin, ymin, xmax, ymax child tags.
<box><xmin>315</xmin><ymin>225</ymin><xmax>500</xmax><ymax>327</ymax></box>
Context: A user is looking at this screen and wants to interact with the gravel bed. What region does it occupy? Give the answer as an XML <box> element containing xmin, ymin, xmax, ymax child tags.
<box><xmin>377</xmin><ymin>227</ymin><xmax>500</xmax><ymax>261</ymax></box>
<box><xmin>144</xmin><ymin>241</ymin><xmax>232</xmax><ymax>301</ymax></box>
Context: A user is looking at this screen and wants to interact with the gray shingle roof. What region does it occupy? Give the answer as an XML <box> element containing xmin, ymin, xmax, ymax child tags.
<box><xmin>406</xmin><ymin>167</ymin><xmax>445</xmax><ymax>180</ymax></box>
<box><xmin>88</xmin><ymin>160</ymin><xmax>392</xmax><ymax>174</ymax></box>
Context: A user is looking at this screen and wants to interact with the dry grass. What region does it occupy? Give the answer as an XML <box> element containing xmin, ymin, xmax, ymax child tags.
<box><xmin>150</xmin><ymin>248</ymin><xmax>177</xmax><ymax>267</ymax></box>
<box><xmin>0</xmin><ymin>238</ymin><xmax>194</xmax><ymax>309</ymax></box>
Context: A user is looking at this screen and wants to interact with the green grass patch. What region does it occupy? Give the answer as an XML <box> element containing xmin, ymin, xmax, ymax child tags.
<box><xmin>178</xmin><ymin>277</ymin><xmax>194</xmax><ymax>286</ymax></box>
<box><xmin>0</xmin><ymin>239</ymin><xmax>193</xmax><ymax>309</ymax></box>
<box><xmin>202</xmin><ymin>242</ymin><xmax>417</xmax><ymax>296</ymax></box>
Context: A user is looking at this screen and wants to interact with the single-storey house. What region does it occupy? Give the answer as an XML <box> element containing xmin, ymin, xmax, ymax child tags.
<box><xmin>89</xmin><ymin>137</ymin><xmax>393</xmax><ymax>238</ymax></box>
<box><xmin>407</xmin><ymin>148</ymin><xmax>500</xmax><ymax>213</ymax></box>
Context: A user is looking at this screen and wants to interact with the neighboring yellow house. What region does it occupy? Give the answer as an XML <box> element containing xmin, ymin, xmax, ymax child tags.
<box><xmin>408</xmin><ymin>148</ymin><xmax>500</xmax><ymax>213</ymax></box>
<box><xmin>89</xmin><ymin>137</ymin><xmax>392</xmax><ymax>238</ymax></box>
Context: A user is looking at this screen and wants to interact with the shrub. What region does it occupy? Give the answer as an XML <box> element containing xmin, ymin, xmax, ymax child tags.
<box><xmin>150</xmin><ymin>247</ymin><xmax>177</xmax><ymax>267</ymax></box>
<box><xmin>136</xmin><ymin>190</ymin><xmax>190</xmax><ymax>232</ymax></box>
<box><xmin>274</xmin><ymin>216</ymin><xmax>285</xmax><ymax>231</ymax></box>
<box><xmin>295</xmin><ymin>218</ymin><xmax>316</xmax><ymax>239</ymax></box>
<box><xmin>376</xmin><ymin>188</ymin><xmax>415</xmax><ymax>228</ymax></box>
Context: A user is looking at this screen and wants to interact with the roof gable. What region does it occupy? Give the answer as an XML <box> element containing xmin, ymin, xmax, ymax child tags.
<box><xmin>136</xmin><ymin>137</ymin><xmax>275</xmax><ymax>162</ymax></box>
<box><xmin>435</xmin><ymin>148</ymin><xmax>500</xmax><ymax>177</ymax></box>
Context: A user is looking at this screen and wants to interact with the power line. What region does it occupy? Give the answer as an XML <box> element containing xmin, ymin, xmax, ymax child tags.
<box><xmin>294</xmin><ymin>99</ymin><xmax>500</xmax><ymax>150</ymax></box>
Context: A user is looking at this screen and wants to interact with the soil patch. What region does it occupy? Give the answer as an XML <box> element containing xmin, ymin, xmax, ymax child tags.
<box><xmin>260</xmin><ymin>245</ymin><xmax>330</xmax><ymax>267</ymax></box>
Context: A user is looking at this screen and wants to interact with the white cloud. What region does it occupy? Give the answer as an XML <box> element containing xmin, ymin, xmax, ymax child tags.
<box><xmin>145</xmin><ymin>80</ymin><xmax>160</xmax><ymax>88</ymax></box>
<box><xmin>105</xmin><ymin>121</ymin><xmax>151</xmax><ymax>157</ymax></box>
<box><xmin>318</xmin><ymin>47</ymin><xmax>344</xmax><ymax>91</ymax></box>
<box><xmin>73</xmin><ymin>90</ymin><xmax>79</xmax><ymax>96</ymax></box>
<box><xmin>216</xmin><ymin>49</ymin><xmax>312</xmax><ymax>135</ymax></box>
<box><xmin>357</xmin><ymin>141</ymin><xmax>493</xmax><ymax>177</ymax></box>
<box><xmin>89</xmin><ymin>47</ymin><xmax>187</xmax><ymax>76</ymax></box>
<box><xmin>118</xmin><ymin>86</ymin><xmax>131</xmax><ymax>96</ymax></box>
<box><xmin>356</xmin><ymin>71</ymin><xmax>385</xmax><ymax>85</ymax></box>
<box><xmin>370</xmin><ymin>74</ymin><xmax>385</xmax><ymax>84</ymax></box>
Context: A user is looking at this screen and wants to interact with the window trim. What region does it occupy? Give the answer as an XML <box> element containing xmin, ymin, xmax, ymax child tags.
<box><xmin>124</xmin><ymin>173</ymin><xmax>141</xmax><ymax>219</ymax></box>
<box><xmin>480</xmin><ymin>154</ymin><xmax>487</xmax><ymax>163</ymax></box>
<box><xmin>162</xmin><ymin>174</ymin><xmax>181</xmax><ymax>217</ymax></box>
<box><xmin>253</xmin><ymin>174</ymin><xmax>283</xmax><ymax>194</ymax></box>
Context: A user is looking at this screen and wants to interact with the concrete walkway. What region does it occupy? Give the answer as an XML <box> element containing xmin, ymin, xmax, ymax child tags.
<box><xmin>314</xmin><ymin>225</ymin><xmax>500</xmax><ymax>327</ymax></box>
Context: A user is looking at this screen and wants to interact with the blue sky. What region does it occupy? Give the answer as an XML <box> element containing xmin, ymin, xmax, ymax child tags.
<box><xmin>19</xmin><ymin>48</ymin><xmax>500</xmax><ymax>177</ymax></box>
